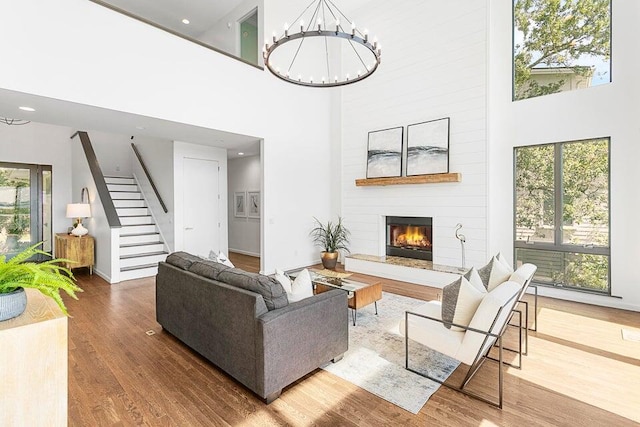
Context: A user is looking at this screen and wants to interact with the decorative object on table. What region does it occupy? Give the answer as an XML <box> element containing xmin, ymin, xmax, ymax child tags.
<box><xmin>234</xmin><ymin>191</ymin><xmax>246</xmax><ymax>217</ymax></box>
<box><xmin>310</xmin><ymin>216</ymin><xmax>350</xmax><ymax>270</ymax></box>
<box><xmin>406</xmin><ymin>117</ymin><xmax>450</xmax><ymax>176</ymax></box>
<box><xmin>455</xmin><ymin>223</ymin><xmax>466</xmax><ymax>268</ymax></box>
<box><xmin>366</xmin><ymin>127</ymin><xmax>404</xmax><ymax>178</ymax></box>
<box><xmin>263</xmin><ymin>0</ymin><xmax>381</xmax><ymax>88</ymax></box>
<box><xmin>247</xmin><ymin>191</ymin><xmax>260</xmax><ymax>218</ymax></box>
<box><xmin>0</xmin><ymin>242</ymin><xmax>82</xmax><ymax>320</ymax></box>
<box><xmin>66</xmin><ymin>203</ymin><xmax>91</xmax><ymax>236</ymax></box>
<box><xmin>312</xmin><ymin>269</ymin><xmax>353</xmax><ymax>279</ymax></box>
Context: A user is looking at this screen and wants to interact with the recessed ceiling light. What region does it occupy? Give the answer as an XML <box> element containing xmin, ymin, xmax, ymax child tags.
<box><xmin>182</xmin><ymin>18</ymin><xmax>190</xmax><ymax>25</ymax></box>
<box><xmin>135</xmin><ymin>126</ymin><xmax>146</xmax><ymax>130</ymax></box>
<box><xmin>18</xmin><ymin>106</ymin><xmax>35</xmax><ymax>112</ymax></box>
<box><xmin>238</xmin><ymin>152</ymin><xmax>245</xmax><ymax>156</ymax></box>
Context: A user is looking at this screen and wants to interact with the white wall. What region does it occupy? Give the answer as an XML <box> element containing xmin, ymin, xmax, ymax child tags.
<box><xmin>228</xmin><ymin>155</ymin><xmax>261</xmax><ymax>256</ymax></box>
<box><xmin>0</xmin><ymin>122</ymin><xmax>73</xmax><ymax>245</ymax></box>
<box><xmin>341</xmin><ymin>0</ymin><xmax>489</xmax><ymax>269</ymax></box>
<box><xmin>88</xmin><ymin>131</ymin><xmax>133</xmax><ymax>177</ymax></box>
<box><xmin>0</xmin><ymin>0</ymin><xmax>334</xmax><ymax>274</ymax></box>
<box><xmin>488</xmin><ymin>1</ymin><xmax>640</xmax><ymax>311</ymax></box>
<box><xmin>132</xmin><ymin>136</ymin><xmax>175</xmax><ymax>250</ymax></box>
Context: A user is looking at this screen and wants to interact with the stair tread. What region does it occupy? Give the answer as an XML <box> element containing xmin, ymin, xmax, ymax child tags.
<box><xmin>120</xmin><ymin>241</ymin><xmax>163</xmax><ymax>248</ymax></box>
<box><xmin>121</xmin><ymin>263</ymin><xmax>159</xmax><ymax>272</ymax></box>
<box><xmin>109</xmin><ymin>190</ymin><xmax>142</xmax><ymax>193</ymax></box>
<box><xmin>120</xmin><ymin>232</ymin><xmax>160</xmax><ymax>237</ymax></box>
<box><xmin>120</xmin><ymin>251</ymin><xmax>168</xmax><ymax>260</ymax></box>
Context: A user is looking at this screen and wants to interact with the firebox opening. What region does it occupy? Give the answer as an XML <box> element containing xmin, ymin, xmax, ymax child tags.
<box><xmin>386</xmin><ymin>216</ymin><xmax>433</xmax><ymax>261</ymax></box>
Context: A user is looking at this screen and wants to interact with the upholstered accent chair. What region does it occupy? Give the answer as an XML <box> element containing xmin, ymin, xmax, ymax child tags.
<box><xmin>402</xmin><ymin>263</ymin><xmax>537</xmax><ymax>408</ymax></box>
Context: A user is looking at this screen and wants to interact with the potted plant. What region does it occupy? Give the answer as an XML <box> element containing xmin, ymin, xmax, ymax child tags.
<box><xmin>310</xmin><ymin>216</ymin><xmax>350</xmax><ymax>270</ymax></box>
<box><xmin>0</xmin><ymin>242</ymin><xmax>82</xmax><ymax>321</ymax></box>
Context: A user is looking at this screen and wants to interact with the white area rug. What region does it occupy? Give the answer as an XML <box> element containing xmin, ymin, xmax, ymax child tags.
<box><xmin>322</xmin><ymin>292</ymin><xmax>460</xmax><ymax>414</ymax></box>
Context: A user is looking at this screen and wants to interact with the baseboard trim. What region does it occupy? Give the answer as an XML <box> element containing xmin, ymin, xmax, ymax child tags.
<box><xmin>228</xmin><ymin>249</ymin><xmax>260</xmax><ymax>258</ymax></box>
<box><xmin>93</xmin><ymin>268</ymin><xmax>112</xmax><ymax>284</ymax></box>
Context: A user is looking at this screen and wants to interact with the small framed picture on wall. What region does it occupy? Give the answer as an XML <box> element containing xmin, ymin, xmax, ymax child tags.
<box><xmin>234</xmin><ymin>191</ymin><xmax>246</xmax><ymax>217</ymax></box>
<box><xmin>247</xmin><ymin>191</ymin><xmax>260</xmax><ymax>218</ymax></box>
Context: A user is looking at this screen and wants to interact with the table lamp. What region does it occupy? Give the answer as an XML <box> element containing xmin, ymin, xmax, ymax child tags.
<box><xmin>66</xmin><ymin>203</ymin><xmax>91</xmax><ymax>237</ymax></box>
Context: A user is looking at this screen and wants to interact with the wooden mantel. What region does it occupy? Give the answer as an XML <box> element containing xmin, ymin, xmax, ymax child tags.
<box><xmin>355</xmin><ymin>173</ymin><xmax>462</xmax><ymax>186</ymax></box>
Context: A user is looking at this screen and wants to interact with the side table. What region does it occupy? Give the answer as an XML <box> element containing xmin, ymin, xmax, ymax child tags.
<box><xmin>55</xmin><ymin>233</ymin><xmax>95</xmax><ymax>274</ymax></box>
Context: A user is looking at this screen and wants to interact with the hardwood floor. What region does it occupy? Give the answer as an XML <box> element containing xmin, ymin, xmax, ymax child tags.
<box><xmin>64</xmin><ymin>263</ymin><xmax>640</xmax><ymax>426</ymax></box>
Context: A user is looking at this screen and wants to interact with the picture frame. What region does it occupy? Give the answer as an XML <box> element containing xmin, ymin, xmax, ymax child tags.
<box><xmin>234</xmin><ymin>191</ymin><xmax>246</xmax><ymax>217</ymax></box>
<box><xmin>366</xmin><ymin>126</ymin><xmax>404</xmax><ymax>178</ymax></box>
<box><xmin>406</xmin><ymin>117</ymin><xmax>450</xmax><ymax>176</ymax></box>
<box><xmin>247</xmin><ymin>191</ymin><xmax>260</xmax><ymax>218</ymax></box>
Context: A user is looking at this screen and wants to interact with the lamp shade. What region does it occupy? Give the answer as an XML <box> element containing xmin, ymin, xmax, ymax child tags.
<box><xmin>66</xmin><ymin>203</ymin><xmax>91</xmax><ymax>219</ymax></box>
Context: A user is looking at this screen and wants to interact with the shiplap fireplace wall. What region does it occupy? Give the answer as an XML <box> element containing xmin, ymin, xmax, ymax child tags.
<box><xmin>340</xmin><ymin>1</ymin><xmax>489</xmax><ymax>270</ymax></box>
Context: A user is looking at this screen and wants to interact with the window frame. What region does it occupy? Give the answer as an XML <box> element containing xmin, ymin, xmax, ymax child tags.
<box><xmin>513</xmin><ymin>137</ymin><xmax>611</xmax><ymax>295</ymax></box>
<box><xmin>511</xmin><ymin>0</ymin><xmax>613</xmax><ymax>102</ymax></box>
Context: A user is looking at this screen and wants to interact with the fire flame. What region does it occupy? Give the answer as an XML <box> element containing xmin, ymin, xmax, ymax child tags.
<box><xmin>395</xmin><ymin>225</ymin><xmax>431</xmax><ymax>248</ymax></box>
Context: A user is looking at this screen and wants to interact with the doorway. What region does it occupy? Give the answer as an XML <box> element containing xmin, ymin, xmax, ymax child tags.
<box><xmin>239</xmin><ymin>9</ymin><xmax>258</xmax><ymax>66</ymax></box>
<box><xmin>182</xmin><ymin>157</ymin><xmax>220</xmax><ymax>257</ymax></box>
<box><xmin>0</xmin><ymin>162</ymin><xmax>52</xmax><ymax>259</ymax></box>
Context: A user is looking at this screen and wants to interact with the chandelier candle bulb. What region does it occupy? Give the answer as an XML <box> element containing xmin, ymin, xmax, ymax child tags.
<box><xmin>364</xmin><ymin>29</ymin><xmax>368</xmax><ymax>42</ymax></box>
<box><xmin>373</xmin><ymin>38</ymin><xmax>378</xmax><ymax>49</ymax></box>
<box><xmin>300</xmin><ymin>20</ymin><xmax>304</xmax><ymax>33</ymax></box>
<box><xmin>272</xmin><ymin>32</ymin><xmax>277</xmax><ymax>43</ymax></box>
<box><xmin>334</xmin><ymin>75</ymin><xmax>338</xmax><ymax>83</ymax></box>
<box><xmin>346</xmin><ymin>73</ymin><xmax>350</xmax><ymax>81</ymax></box>
<box><xmin>351</xmin><ymin>22</ymin><xmax>356</xmax><ymax>36</ymax></box>
<box><xmin>284</xmin><ymin>22</ymin><xmax>289</xmax><ymax>37</ymax></box>
<box><xmin>335</xmin><ymin>18</ymin><xmax>340</xmax><ymax>32</ymax></box>
<box><xmin>317</xmin><ymin>19</ymin><xmax>322</xmax><ymax>32</ymax></box>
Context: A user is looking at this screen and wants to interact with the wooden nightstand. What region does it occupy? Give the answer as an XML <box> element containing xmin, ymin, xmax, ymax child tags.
<box><xmin>55</xmin><ymin>233</ymin><xmax>95</xmax><ymax>274</ymax></box>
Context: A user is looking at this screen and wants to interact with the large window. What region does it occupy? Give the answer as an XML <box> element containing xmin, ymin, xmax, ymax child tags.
<box><xmin>513</xmin><ymin>0</ymin><xmax>611</xmax><ymax>101</ymax></box>
<box><xmin>514</xmin><ymin>138</ymin><xmax>610</xmax><ymax>293</ymax></box>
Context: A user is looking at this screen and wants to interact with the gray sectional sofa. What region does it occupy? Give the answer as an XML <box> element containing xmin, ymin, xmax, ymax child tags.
<box><xmin>155</xmin><ymin>252</ymin><xmax>349</xmax><ymax>403</ymax></box>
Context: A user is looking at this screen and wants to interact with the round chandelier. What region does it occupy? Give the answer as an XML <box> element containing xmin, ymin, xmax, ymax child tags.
<box><xmin>0</xmin><ymin>117</ymin><xmax>30</xmax><ymax>126</ymax></box>
<box><xmin>263</xmin><ymin>0</ymin><xmax>381</xmax><ymax>88</ymax></box>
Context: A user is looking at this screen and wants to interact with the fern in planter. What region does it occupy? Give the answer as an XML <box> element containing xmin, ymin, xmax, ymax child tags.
<box><xmin>0</xmin><ymin>243</ymin><xmax>82</xmax><ymax>316</ymax></box>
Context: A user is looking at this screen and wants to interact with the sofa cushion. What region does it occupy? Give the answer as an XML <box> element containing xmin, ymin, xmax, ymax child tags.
<box><xmin>442</xmin><ymin>276</ymin><xmax>487</xmax><ymax>331</ymax></box>
<box><xmin>478</xmin><ymin>256</ymin><xmax>513</xmax><ymax>291</ymax></box>
<box><xmin>189</xmin><ymin>260</ymin><xmax>231</xmax><ymax>280</ymax></box>
<box><xmin>165</xmin><ymin>252</ymin><xmax>202</xmax><ymax>270</ymax></box>
<box><xmin>217</xmin><ymin>268</ymin><xmax>289</xmax><ymax>310</ymax></box>
<box><xmin>274</xmin><ymin>269</ymin><xmax>292</xmax><ymax>293</ymax></box>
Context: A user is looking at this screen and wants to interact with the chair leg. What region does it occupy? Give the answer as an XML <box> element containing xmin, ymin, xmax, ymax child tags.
<box><xmin>531</xmin><ymin>285</ymin><xmax>538</xmax><ymax>331</ymax></box>
<box><xmin>521</xmin><ymin>301</ymin><xmax>529</xmax><ymax>356</ymax></box>
<box><xmin>498</xmin><ymin>335</ymin><xmax>503</xmax><ymax>409</ymax></box>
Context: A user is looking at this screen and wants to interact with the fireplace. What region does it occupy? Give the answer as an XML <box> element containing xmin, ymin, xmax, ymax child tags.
<box><xmin>386</xmin><ymin>216</ymin><xmax>433</xmax><ymax>261</ymax></box>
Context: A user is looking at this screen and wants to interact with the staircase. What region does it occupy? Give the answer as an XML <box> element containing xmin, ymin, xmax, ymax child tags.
<box><xmin>105</xmin><ymin>176</ymin><xmax>168</xmax><ymax>281</ymax></box>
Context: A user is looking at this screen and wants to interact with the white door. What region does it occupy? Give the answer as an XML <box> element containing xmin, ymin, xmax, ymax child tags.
<box><xmin>183</xmin><ymin>158</ymin><xmax>219</xmax><ymax>257</ymax></box>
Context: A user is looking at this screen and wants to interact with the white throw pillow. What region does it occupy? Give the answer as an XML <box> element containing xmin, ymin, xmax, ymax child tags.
<box><xmin>495</xmin><ymin>252</ymin><xmax>514</xmax><ymax>273</ymax></box>
<box><xmin>441</xmin><ymin>276</ymin><xmax>487</xmax><ymax>332</ymax></box>
<box><xmin>213</xmin><ymin>251</ymin><xmax>234</xmax><ymax>268</ymax></box>
<box><xmin>478</xmin><ymin>256</ymin><xmax>512</xmax><ymax>291</ymax></box>
<box><xmin>274</xmin><ymin>269</ymin><xmax>292</xmax><ymax>293</ymax></box>
<box><xmin>288</xmin><ymin>268</ymin><xmax>314</xmax><ymax>302</ymax></box>
<box><xmin>463</xmin><ymin>267</ymin><xmax>485</xmax><ymax>293</ymax></box>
